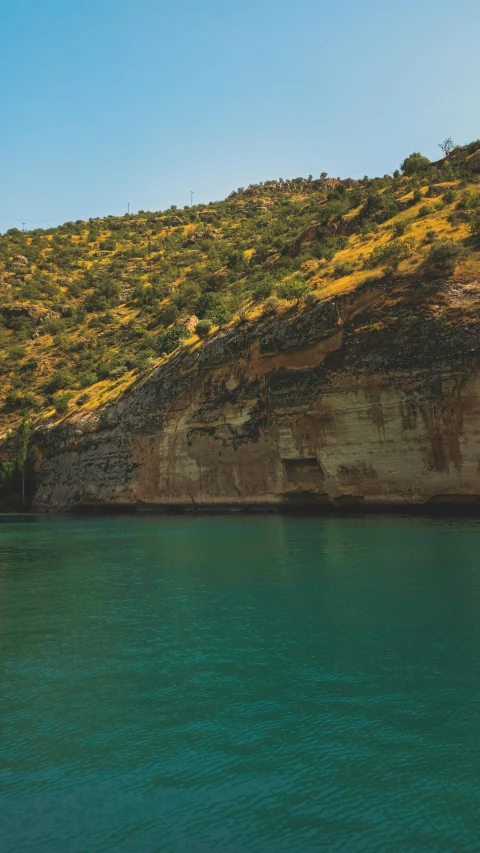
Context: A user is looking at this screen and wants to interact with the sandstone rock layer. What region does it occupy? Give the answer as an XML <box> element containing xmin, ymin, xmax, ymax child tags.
<box><xmin>32</xmin><ymin>279</ymin><xmax>480</xmax><ymax>511</ymax></box>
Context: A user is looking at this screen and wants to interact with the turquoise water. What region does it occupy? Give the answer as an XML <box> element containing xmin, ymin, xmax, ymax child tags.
<box><xmin>1</xmin><ymin>515</ymin><xmax>480</xmax><ymax>852</ymax></box>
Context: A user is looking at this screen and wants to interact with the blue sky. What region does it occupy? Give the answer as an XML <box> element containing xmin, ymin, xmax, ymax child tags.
<box><xmin>2</xmin><ymin>0</ymin><xmax>479</xmax><ymax>231</ymax></box>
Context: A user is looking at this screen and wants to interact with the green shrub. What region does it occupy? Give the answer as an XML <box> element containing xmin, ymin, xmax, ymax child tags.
<box><xmin>205</xmin><ymin>300</ymin><xmax>232</xmax><ymax>325</ymax></box>
<box><xmin>10</xmin><ymin>317</ymin><xmax>36</xmax><ymax>340</ymax></box>
<box><xmin>54</xmin><ymin>392</ymin><xmax>73</xmax><ymax>414</ymax></box>
<box><xmin>195</xmin><ymin>319</ymin><xmax>212</xmax><ymax>338</ymax></box>
<box><xmin>277</xmin><ymin>280</ymin><xmax>311</xmax><ymax>300</ymax></box>
<box><xmin>401</xmin><ymin>153</ymin><xmax>431</xmax><ymax>175</ymax></box>
<box><xmin>391</xmin><ymin>219</ymin><xmax>411</xmax><ymax>237</ymax></box>
<box><xmin>172</xmin><ymin>281</ymin><xmax>201</xmax><ymax>311</ymax></box>
<box><xmin>142</xmin><ymin>356</ymin><xmax>157</xmax><ymax>370</ymax></box>
<box><xmin>304</xmin><ymin>291</ymin><xmax>318</xmax><ymax>306</ymax></box>
<box><xmin>3</xmin><ymin>391</ymin><xmax>42</xmax><ymax>413</ymax></box>
<box><xmin>417</xmin><ymin>205</ymin><xmax>432</xmax><ymax>218</ymax></box>
<box><xmin>442</xmin><ymin>189</ymin><xmax>456</xmax><ymax>205</ymax></box>
<box><xmin>364</xmin><ymin>240</ymin><xmax>409</xmax><ymax>270</ymax></box>
<box><xmin>43</xmin><ymin>317</ymin><xmax>65</xmax><ymax>336</ymax></box>
<box><xmin>67</xmin><ymin>280</ymin><xmax>82</xmax><ymax>298</ymax></box>
<box><xmin>195</xmin><ymin>292</ymin><xmax>230</xmax><ymax>323</ymax></box>
<box><xmin>157</xmin><ymin>303</ymin><xmax>179</xmax><ymax>326</ymax></box>
<box><xmin>87</xmin><ymin>314</ymin><xmax>109</xmax><ymax>329</ymax></box>
<box><xmin>382</xmin><ymin>266</ymin><xmax>398</xmax><ymax>279</ymax></box>
<box><xmin>84</xmin><ymin>276</ymin><xmax>120</xmax><ymax>311</ymax></box>
<box><xmin>78</xmin><ymin>371</ymin><xmax>98</xmax><ymax>388</ymax></box>
<box><xmin>360</xmin><ymin>192</ymin><xmax>398</xmax><ymax>223</ymax></box>
<box><xmin>457</xmin><ymin>191</ymin><xmax>480</xmax><ymax>212</ymax></box>
<box><xmin>96</xmin><ymin>363</ymin><xmax>111</xmax><ymax>381</ymax></box>
<box><xmin>44</xmin><ymin>369</ymin><xmax>74</xmax><ymax>393</ymax></box>
<box><xmin>429</xmin><ymin>241</ymin><xmax>464</xmax><ymax>270</ymax></box>
<box><xmin>469</xmin><ymin>214</ymin><xmax>480</xmax><ymax>245</ymax></box>
<box><xmin>125</xmin><ymin>357</ymin><xmax>140</xmax><ymax>371</ymax></box>
<box><xmin>76</xmin><ymin>393</ymin><xmax>90</xmax><ymax>406</ymax></box>
<box><xmin>154</xmin><ymin>324</ymin><xmax>189</xmax><ymax>354</ymax></box>
<box><xmin>109</xmin><ymin>365</ymin><xmax>128</xmax><ymax>379</ymax></box>
<box><xmin>250</xmin><ymin>274</ymin><xmax>274</xmax><ymax>300</ymax></box>
<box><xmin>447</xmin><ymin>211</ymin><xmax>462</xmax><ymax>227</ymax></box>
<box><xmin>333</xmin><ymin>261</ymin><xmax>355</xmax><ymax>278</ymax></box>
<box><xmin>99</xmin><ymin>238</ymin><xmax>116</xmax><ymax>251</ymax></box>
<box><xmin>8</xmin><ymin>345</ymin><xmax>27</xmax><ymax>361</ymax></box>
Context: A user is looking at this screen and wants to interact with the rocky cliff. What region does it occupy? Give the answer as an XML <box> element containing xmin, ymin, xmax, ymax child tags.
<box><xmin>31</xmin><ymin>274</ymin><xmax>480</xmax><ymax>511</ymax></box>
<box><xmin>2</xmin><ymin>142</ymin><xmax>479</xmax><ymax>511</ymax></box>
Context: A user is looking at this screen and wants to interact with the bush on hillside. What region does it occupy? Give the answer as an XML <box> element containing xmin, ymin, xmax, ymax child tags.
<box><xmin>78</xmin><ymin>371</ymin><xmax>98</xmax><ymax>388</ymax></box>
<box><xmin>84</xmin><ymin>276</ymin><xmax>120</xmax><ymax>311</ymax></box>
<box><xmin>3</xmin><ymin>391</ymin><xmax>42</xmax><ymax>413</ymax></box>
<box><xmin>43</xmin><ymin>317</ymin><xmax>66</xmax><ymax>336</ymax></box>
<box><xmin>157</xmin><ymin>303</ymin><xmax>179</xmax><ymax>327</ymax></box>
<box><xmin>442</xmin><ymin>189</ymin><xmax>456</xmax><ymax>205</ymax></box>
<box><xmin>391</xmin><ymin>219</ymin><xmax>411</xmax><ymax>237</ymax></box>
<box><xmin>401</xmin><ymin>153</ymin><xmax>431</xmax><ymax>176</ymax></box>
<box><xmin>9</xmin><ymin>317</ymin><xmax>36</xmax><ymax>340</ymax></box>
<box><xmin>360</xmin><ymin>192</ymin><xmax>398</xmax><ymax>223</ymax></box>
<box><xmin>75</xmin><ymin>393</ymin><xmax>90</xmax><ymax>406</ymax></box>
<box><xmin>277</xmin><ymin>280</ymin><xmax>311</xmax><ymax>300</ymax></box>
<box><xmin>43</xmin><ymin>369</ymin><xmax>75</xmax><ymax>393</ymax></box>
<box><xmin>417</xmin><ymin>205</ymin><xmax>433</xmax><ymax>218</ymax></box>
<box><xmin>205</xmin><ymin>300</ymin><xmax>232</xmax><ymax>325</ymax></box>
<box><xmin>173</xmin><ymin>281</ymin><xmax>201</xmax><ymax>311</ymax></box>
<box><xmin>54</xmin><ymin>392</ymin><xmax>73</xmax><ymax>415</ymax></box>
<box><xmin>364</xmin><ymin>240</ymin><xmax>410</xmax><ymax>270</ymax></box>
<box><xmin>249</xmin><ymin>274</ymin><xmax>274</xmax><ymax>300</ymax></box>
<box><xmin>333</xmin><ymin>261</ymin><xmax>355</xmax><ymax>278</ymax></box>
<box><xmin>194</xmin><ymin>293</ymin><xmax>232</xmax><ymax>325</ymax></box>
<box><xmin>469</xmin><ymin>215</ymin><xmax>480</xmax><ymax>246</ymax></box>
<box><xmin>429</xmin><ymin>241</ymin><xmax>465</xmax><ymax>270</ymax></box>
<box><xmin>154</xmin><ymin>324</ymin><xmax>189</xmax><ymax>355</ymax></box>
<box><xmin>195</xmin><ymin>319</ymin><xmax>212</xmax><ymax>338</ymax></box>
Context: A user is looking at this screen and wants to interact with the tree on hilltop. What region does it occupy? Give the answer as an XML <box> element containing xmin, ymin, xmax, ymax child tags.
<box><xmin>439</xmin><ymin>137</ymin><xmax>455</xmax><ymax>156</ymax></box>
<box><xmin>400</xmin><ymin>152</ymin><xmax>431</xmax><ymax>175</ymax></box>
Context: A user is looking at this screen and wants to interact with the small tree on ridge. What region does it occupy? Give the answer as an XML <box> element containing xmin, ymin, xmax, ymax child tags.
<box><xmin>439</xmin><ymin>137</ymin><xmax>455</xmax><ymax>157</ymax></box>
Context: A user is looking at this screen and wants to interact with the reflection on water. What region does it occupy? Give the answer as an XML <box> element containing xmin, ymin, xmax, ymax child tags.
<box><xmin>1</xmin><ymin>514</ymin><xmax>480</xmax><ymax>852</ymax></box>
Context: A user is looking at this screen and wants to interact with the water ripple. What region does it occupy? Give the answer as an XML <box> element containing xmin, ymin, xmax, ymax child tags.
<box><xmin>1</xmin><ymin>514</ymin><xmax>480</xmax><ymax>852</ymax></box>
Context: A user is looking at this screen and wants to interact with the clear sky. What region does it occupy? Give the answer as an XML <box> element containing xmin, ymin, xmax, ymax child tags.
<box><xmin>2</xmin><ymin>0</ymin><xmax>479</xmax><ymax>231</ymax></box>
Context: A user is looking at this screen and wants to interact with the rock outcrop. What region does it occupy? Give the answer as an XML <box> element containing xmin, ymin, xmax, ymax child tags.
<box><xmin>0</xmin><ymin>303</ymin><xmax>57</xmax><ymax>325</ymax></box>
<box><xmin>31</xmin><ymin>276</ymin><xmax>480</xmax><ymax>512</ymax></box>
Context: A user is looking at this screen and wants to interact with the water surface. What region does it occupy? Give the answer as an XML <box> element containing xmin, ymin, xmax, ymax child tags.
<box><xmin>1</xmin><ymin>514</ymin><xmax>480</xmax><ymax>851</ymax></box>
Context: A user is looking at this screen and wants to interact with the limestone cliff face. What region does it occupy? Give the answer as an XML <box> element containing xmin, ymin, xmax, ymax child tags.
<box><xmin>31</xmin><ymin>278</ymin><xmax>480</xmax><ymax>511</ymax></box>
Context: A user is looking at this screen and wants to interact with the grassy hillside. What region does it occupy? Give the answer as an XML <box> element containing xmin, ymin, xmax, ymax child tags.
<box><xmin>1</xmin><ymin>141</ymin><xmax>480</xmax><ymax>439</ymax></box>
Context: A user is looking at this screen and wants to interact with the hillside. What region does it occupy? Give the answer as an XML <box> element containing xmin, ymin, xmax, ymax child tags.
<box><xmin>2</xmin><ymin>141</ymin><xmax>480</xmax><ymax>510</ymax></box>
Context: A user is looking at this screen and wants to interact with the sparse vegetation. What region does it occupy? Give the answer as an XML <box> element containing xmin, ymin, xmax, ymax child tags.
<box><xmin>0</xmin><ymin>139</ymin><xmax>479</xmax><ymax>435</ymax></box>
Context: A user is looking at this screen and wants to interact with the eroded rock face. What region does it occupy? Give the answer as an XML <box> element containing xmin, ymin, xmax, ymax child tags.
<box><xmin>467</xmin><ymin>150</ymin><xmax>480</xmax><ymax>172</ymax></box>
<box><xmin>0</xmin><ymin>303</ymin><xmax>58</xmax><ymax>325</ymax></box>
<box><xmin>31</xmin><ymin>280</ymin><xmax>480</xmax><ymax>511</ymax></box>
